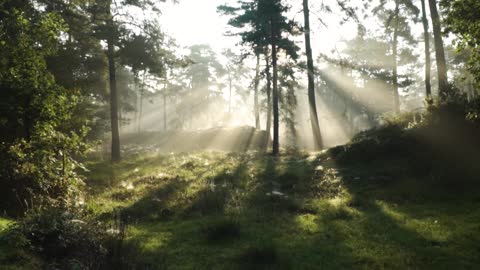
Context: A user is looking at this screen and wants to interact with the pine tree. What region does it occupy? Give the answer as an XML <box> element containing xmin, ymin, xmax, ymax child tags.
<box><xmin>303</xmin><ymin>0</ymin><xmax>323</xmax><ymax>150</ymax></box>
<box><xmin>428</xmin><ymin>0</ymin><xmax>449</xmax><ymax>98</ymax></box>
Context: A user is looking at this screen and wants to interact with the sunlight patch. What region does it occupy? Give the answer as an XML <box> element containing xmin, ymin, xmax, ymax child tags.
<box><xmin>375</xmin><ymin>201</ymin><xmax>452</xmax><ymax>242</ymax></box>
<box><xmin>295</xmin><ymin>214</ymin><xmax>321</xmax><ymax>235</ymax></box>
<box><xmin>121</xmin><ymin>181</ymin><xmax>135</xmax><ymax>190</ymax></box>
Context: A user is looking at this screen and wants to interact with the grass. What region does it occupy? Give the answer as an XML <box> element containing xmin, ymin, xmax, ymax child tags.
<box><xmin>78</xmin><ymin>147</ymin><xmax>480</xmax><ymax>269</ymax></box>
<box><xmin>3</xmin><ymin>115</ymin><xmax>480</xmax><ymax>269</ymax></box>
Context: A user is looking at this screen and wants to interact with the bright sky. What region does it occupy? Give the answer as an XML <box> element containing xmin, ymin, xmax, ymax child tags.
<box><xmin>159</xmin><ymin>0</ymin><xmax>358</xmax><ymax>58</ymax></box>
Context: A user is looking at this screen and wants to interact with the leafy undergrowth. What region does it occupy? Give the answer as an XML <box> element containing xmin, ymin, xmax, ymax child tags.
<box><xmin>0</xmin><ymin>218</ymin><xmax>41</xmax><ymax>270</ymax></box>
<box><xmin>78</xmin><ymin>145</ymin><xmax>480</xmax><ymax>269</ymax></box>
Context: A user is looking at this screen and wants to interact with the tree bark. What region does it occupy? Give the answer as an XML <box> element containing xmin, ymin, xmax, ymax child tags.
<box><xmin>138</xmin><ymin>81</ymin><xmax>144</xmax><ymax>132</ymax></box>
<box><xmin>392</xmin><ymin>0</ymin><xmax>400</xmax><ymax>113</ymax></box>
<box><xmin>428</xmin><ymin>0</ymin><xmax>448</xmax><ymax>99</ymax></box>
<box><xmin>303</xmin><ymin>0</ymin><xmax>323</xmax><ymax>150</ymax></box>
<box><xmin>163</xmin><ymin>93</ymin><xmax>167</xmax><ymax>131</ymax></box>
<box><xmin>228</xmin><ymin>71</ymin><xmax>233</xmax><ymax>114</ymax></box>
<box><xmin>254</xmin><ymin>53</ymin><xmax>261</xmax><ymax>130</ymax></box>
<box><xmin>265</xmin><ymin>51</ymin><xmax>272</xmax><ymax>146</ymax></box>
<box><xmin>271</xmin><ymin>26</ymin><xmax>280</xmax><ymax>156</ymax></box>
<box><xmin>163</xmin><ymin>78</ymin><xmax>168</xmax><ymax>131</ymax></box>
<box><xmin>107</xmin><ymin>36</ymin><xmax>121</xmax><ymax>162</ymax></box>
<box><xmin>421</xmin><ymin>0</ymin><xmax>432</xmax><ymax>99</ymax></box>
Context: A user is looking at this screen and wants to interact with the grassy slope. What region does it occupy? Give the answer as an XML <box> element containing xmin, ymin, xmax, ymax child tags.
<box><xmin>84</xmin><ymin>144</ymin><xmax>480</xmax><ymax>269</ymax></box>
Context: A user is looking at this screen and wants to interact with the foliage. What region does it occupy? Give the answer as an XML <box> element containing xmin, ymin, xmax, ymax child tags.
<box><xmin>443</xmin><ymin>0</ymin><xmax>480</xmax><ymax>86</ymax></box>
<box><xmin>278</xmin><ymin>62</ymin><xmax>299</xmax><ymax>146</ymax></box>
<box><xmin>0</xmin><ymin>2</ymin><xmax>67</xmax><ymax>141</ymax></box>
<box><xmin>0</xmin><ymin>1</ymin><xmax>89</xmax><ymax>215</ymax></box>
<box><xmin>0</xmin><ymin>124</ymin><xmax>89</xmax><ymax>216</ymax></box>
<box><xmin>9</xmin><ymin>206</ymin><xmax>109</xmax><ymax>269</ymax></box>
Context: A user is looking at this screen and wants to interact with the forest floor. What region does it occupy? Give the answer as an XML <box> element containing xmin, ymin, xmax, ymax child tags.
<box><xmin>2</xmin><ymin>125</ymin><xmax>480</xmax><ymax>269</ymax></box>
<box><xmin>79</xmin><ymin>142</ymin><xmax>480</xmax><ymax>269</ymax></box>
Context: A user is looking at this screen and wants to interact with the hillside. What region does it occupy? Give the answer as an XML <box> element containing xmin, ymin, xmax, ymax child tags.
<box><xmin>3</xmin><ymin>115</ymin><xmax>480</xmax><ymax>269</ymax></box>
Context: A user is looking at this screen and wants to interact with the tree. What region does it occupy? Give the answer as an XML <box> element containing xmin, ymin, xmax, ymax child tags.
<box><xmin>443</xmin><ymin>0</ymin><xmax>480</xmax><ymax>87</ymax></box>
<box><xmin>222</xmin><ymin>49</ymin><xmax>249</xmax><ymax>121</ymax></box>
<box><xmin>303</xmin><ymin>0</ymin><xmax>323</xmax><ymax>150</ymax></box>
<box><xmin>219</xmin><ymin>0</ymin><xmax>299</xmax><ymax>155</ymax></box>
<box><xmin>372</xmin><ymin>0</ymin><xmax>419</xmax><ymax>112</ymax></box>
<box><xmin>218</xmin><ymin>1</ymin><xmax>269</xmax><ymax>131</ymax></box>
<box><xmin>0</xmin><ymin>0</ymin><xmax>66</xmax><ymax>141</ymax></box>
<box><xmin>428</xmin><ymin>0</ymin><xmax>449</xmax><ymax>98</ymax></box>
<box><xmin>182</xmin><ymin>44</ymin><xmax>225</xmax><ymax>128</ymax></box>
<box><xmin>278</xmin><ymin>61</ymin><xmax>300</xmax><ymax>147</ymax></box>
<box><xmin>91</xmin><ymin>0</ymin><xmax>169</xmax><ymax>162</ymax></box>
<box><xmin>420</xmin><ymin>0</ymin><xmax>432</xmax><ymax>99</ymax></box>
<box><xmin>264</xmin><ymin>49</ymin><xmax>273</xmax><ymax>139</ymax></box>
<box><xmin>259</xmin><ymin>0</ymin><xmax>300</xmax><ymax>155</ymax></box>
<box><xmin>0</xmin><ymin>0</ymin><xmax>88</xmax><ymax>213</ymax></box>
<box><xmin>254</xmin><ymin>52</ymin><xmax>261</xmax><ymax>129</ymax></box>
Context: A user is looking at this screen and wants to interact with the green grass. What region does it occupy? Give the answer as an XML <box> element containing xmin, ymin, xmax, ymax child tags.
<box><xmin>81</xmin><ymin>150</ymin><xmax>480</xmax><ymax>269</ymax></box>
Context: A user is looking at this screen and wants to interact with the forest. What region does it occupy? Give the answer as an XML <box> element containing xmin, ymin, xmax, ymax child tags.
<box><xmin>1</xmin><ymin>0</ymin><xmax>480</xmax><ymax>269</ymax></box>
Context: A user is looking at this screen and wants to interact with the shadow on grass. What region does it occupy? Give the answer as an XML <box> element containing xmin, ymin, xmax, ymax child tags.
<box><xmin>95</xmin><ymin>147</ymin><xmax>480</xmax><ymax>269</ymax></box>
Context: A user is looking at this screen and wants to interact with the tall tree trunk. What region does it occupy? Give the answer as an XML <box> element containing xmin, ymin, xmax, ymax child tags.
<box><xmin>138</xmin><ymin>86</ymin><xmax>144</xmax><ymax>132</ymax></box>
<box><xmin>428</xmin><ymin>0</ymin><xmax>448</xmax><ymax>99</ymax></box>
<box><xmin>421</xmin><ymin>0</ymin><xmax>432</xmax><ymax>100</ymax></box>
<box><xmin>392</xmin><ymin>0</ymin><xmax>400</xmax><ymax>112</ymax></box>
<box><xmin>254</xmin><ymin>53</ymin><xmax>261</xmax><ymax>129</ymax></box>
<box><xmin>163</xmin><ymin>79</ymin><xmax>168</xmax><ymax>131</ymax></box>
<box><xmin>137</xmin><ymin>72</ymin><xmax>146</xmax><ymax>132</ymax></box>
<box><xmin>134</xmin><ymin>86</ymin><xmax>138</xmax><ymax>131</ymax></box>
<box><xmin>228</xmin><ymin>72</ymin><xmax>233</xmax><ymax>114</ymax></box>
<box><xmin>265</xmin><ymin>52</ymin><xmax>272</xmax><ymax>146</ymax></box>
<box><xmin>107</xmin><ymin>37</ymin><xmax>121</xmax><ymax>162</ymax></box>
<box><xmin>163</xmin><ymin>94</ymin><xmax>167</xmax><ymax>131</ymax></box>
<box><xmin>271</xmin><ymin>27</ymin><xmax>280</xmax><ymax>156</ymax></box>
<box><xmin>303</xmin><ymin>0</ymin><xmax>323</xmax><ymax>150</ymax></box>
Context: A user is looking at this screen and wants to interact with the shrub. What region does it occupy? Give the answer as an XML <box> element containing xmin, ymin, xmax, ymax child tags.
<box><xmin>13</xmin><ymin>206</ymin><xmax>109</xmax><ymax>269</ymax></box>
<box><xmin>0</xmin><ymin>124</ymin><xmax>88</xmax><ymax>216</ymax></box>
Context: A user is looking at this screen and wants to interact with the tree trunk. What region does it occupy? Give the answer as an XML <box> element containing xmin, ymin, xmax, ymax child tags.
<box><xmin>163</xmin><ymin>93</ymin><xmax>167</xmax><ymax>131</ymax></box>
<box><xmin>428</xmin><ymin>0</ymin><xmax>448</xmax><ymax>99</ymax></box>
<box><xmin>134</xmin><ymin>86</ymin><xmax>138</xmax><ymax>131</ymax></box>
<box><xmin>265</xmin><ymin>52</ymin><xmax>272</xmax><ymax>147</ymax></box>
<box><xmin>254</xmin><ymin>53</ymin><xmax>261</xmax><ymax>130</ymax></box>
<box><xmin>107</xmin><ymin>37</ymin><xmax>121</xmax><ymax>162</ymax></box>
<box><xmin>392</xmin><ymin>0</ymin><xmax>400</xmax><ymax>113</ymax></box>
<box><xmin>271</xmin><ymin>27</ymin><xmax>280</xmax><ymax>156</ymax></box>
<box><xmin>138</xmin><ymin>86</ymin><xmax>144</xmax><ymax>132</ymax></box>
<box><xmin>421</xmin><ymin>0</ymin><xmax>432</xmax><ymax>100</ymax></box>
<box><xmin>228</xmin><ymin>71</ymin><xmax>233</xmax><ymax>114</ymax></box>
<box><xmin>137</xmin><ymin>72</ymin><xmax>146</xmax><ymax>132</ymax></box>
<box><xmin>303</xmin><ymin>0</ymin><xmax>323</xmax><ymax>150</ymax></box>
<box><xmin>163</xmin><ymin>77</ymin><xmax>168</xmax><ymax>131</ymax></box>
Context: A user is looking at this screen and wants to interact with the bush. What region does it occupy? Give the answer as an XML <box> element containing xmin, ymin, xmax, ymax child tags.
<box><xmin>0</xmin><ymin>124</ymin><xmax>88</xmax><ymax>216</ymax></box>
<box><xmin>12</xmin><ymin>206</ymin><xmax>109</xmax><ymax>269</ymax></box>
